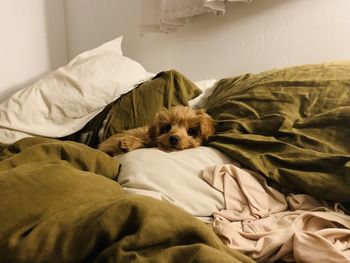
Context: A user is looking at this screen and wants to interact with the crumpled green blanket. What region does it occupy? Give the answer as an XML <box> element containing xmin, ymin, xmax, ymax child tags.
<box><xmin>205</xmin><ymin>62</ymin><xmax>350</xmax><ymax>206</ymax></box>
<box><xmin>0</xmin><ymin>137</ymin><xmax>253</xmax><ymax>263</ymax></box>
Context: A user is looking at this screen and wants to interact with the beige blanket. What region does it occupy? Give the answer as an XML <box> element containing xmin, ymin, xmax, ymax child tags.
<box><xmin>202</xmin><ymin>164</ymin><xmax>350</xmax><ymax>263</ymax></box>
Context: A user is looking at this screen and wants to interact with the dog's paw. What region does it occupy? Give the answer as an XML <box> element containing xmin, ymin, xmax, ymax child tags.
<box><xmin>118</xmin><ymin>135</ymin><xmax>144</xmax><ymax>152</ymax></box>
<box><xmin>98</xmin><ymin>134</ymin><xmax>144</xmax><ymax>156</ymax></box>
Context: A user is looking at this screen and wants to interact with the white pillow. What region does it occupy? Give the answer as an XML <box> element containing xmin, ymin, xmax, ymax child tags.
<box><xmin>189</xmin><ymin>79</ymin><xmax>218</xmax><ymax>108</ymax></box>
<box><xmin>68</xmin><ymin>36</ymin><xmax>123</xmax><ymax>64</ymax></box>
<box><xmin>0</xmin><ymin>36</ymin><xmax>154</xmax><ymax>143</ymax></box>
<box><xmin>114</xmin><ymin>147</ymin><xmax>233</xmax><ymax>218</ymax></box>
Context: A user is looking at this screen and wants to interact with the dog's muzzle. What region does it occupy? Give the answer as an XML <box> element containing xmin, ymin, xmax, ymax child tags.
<box><xmin>169</xmin><ymin>135</ymin><xmax>180</xmax><ymax>146</ymax></box>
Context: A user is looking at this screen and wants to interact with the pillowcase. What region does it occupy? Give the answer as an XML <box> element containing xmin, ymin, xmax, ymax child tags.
<box><xmin>0</xmin><ymin>36</ymin><xmax>154</xmax><ymax>144</ymax></box>
<box><xmin>67</xmin><ymin>35</ymin><xmax>123</xmax><ymax>63</ymax></box>
<box><xmin>189</xmin><ymin>79</ymin><xmax>218</xmax><ymax>108</ymax></box>
<box><xmin>101</xmin><ymin>70</ymin><xmax>202</xmax><ymax>140</ymax></box>
<box><xmin>114</xmin><ymin>146</ymin><xmax>233</xmax><ymax>219</ymax></box>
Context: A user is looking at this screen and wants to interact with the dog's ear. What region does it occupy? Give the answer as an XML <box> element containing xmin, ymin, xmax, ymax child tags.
<box><xmin>148</xmin><ymin>107</ymin><xmax>170</xmax><ymax>139</ymax></box>
<box><xmin>148</xmin><ymin>111</ymin><xmax>164</xmax><ymax>141</ymax></box>
<box><xmin>148</xmin><ymin>123</ymin><xmax>158</xmax><ymax>141</ymax></box>
<box><xmin>196</xmin><ymin>109</ymin><xmax>215</xmax><ymax>141</ymax></box>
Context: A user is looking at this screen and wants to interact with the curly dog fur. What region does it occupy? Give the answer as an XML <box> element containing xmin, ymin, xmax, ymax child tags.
<box><xmin>98</xmin><ymin>106</ymin><xmax>215</xmax><ymax>156</ymax></box>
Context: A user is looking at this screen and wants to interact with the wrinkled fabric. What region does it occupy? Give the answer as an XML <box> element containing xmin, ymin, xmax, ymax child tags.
<box><xmin>205</xmin><ymin>61</ymin><xmax>350</xmax><ymax>204</ymax></box>
<box><xmin>0</xmin><ymin>137</ymin><xmax>253</xmax><ymax>263</ymax></box>
<box><xmin>203</xmin><ymin>164</ymin><xmax>350</xmax><ymax>262</ymax></box>
<box><xmin>0</xmin><ymin>37</ymin><xmax>154</xmax><ymax>143</ymax></box>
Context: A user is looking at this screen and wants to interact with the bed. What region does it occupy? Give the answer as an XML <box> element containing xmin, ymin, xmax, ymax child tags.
<box><xmin>0</xmin><ymin>36</ymin><xmax>349</xmax><ymax>263</ymax></box>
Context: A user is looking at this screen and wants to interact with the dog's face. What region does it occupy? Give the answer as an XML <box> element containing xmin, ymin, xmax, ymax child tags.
<box><xmin>148</xmin><ymin>106</ymin><xmax>215</xmax><ymax>152</ymax></box>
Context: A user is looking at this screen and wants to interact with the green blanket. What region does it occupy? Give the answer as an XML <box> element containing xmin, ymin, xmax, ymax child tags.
<box><xmin>204</xmin><ymin>62</ymin><xmax>350</xmax><ymax>205</ymax></box>
<box><xmin>0</xmin><ymin>137</ymin><xmax>252</xmax><ymax>263</ymax></box>
<box><xmin>62</xmin><ymin>70</ymin><xmax>201</xmax><ymax>148</ymax></box>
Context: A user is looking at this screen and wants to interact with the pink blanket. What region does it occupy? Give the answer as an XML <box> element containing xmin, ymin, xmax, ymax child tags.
<box><xmin>202</xmin><ymin>164</ymin><xmax>350</xmax><ymax>262</ymax></box>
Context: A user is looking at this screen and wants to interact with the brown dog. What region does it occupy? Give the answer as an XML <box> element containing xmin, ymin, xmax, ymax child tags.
<box><xmin>98</xmin><ymin>106</ymin><xmax>215</xmax><ymax>156</ymax></box>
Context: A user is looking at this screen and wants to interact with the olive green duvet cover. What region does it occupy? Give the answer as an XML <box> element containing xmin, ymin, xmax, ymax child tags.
<box><xmin>205</xmin><ymin>62</ymin><xmax>350</xmax><ymax>206</ymax></box>
<box><xmin>0</xmin><ymin>137</ymin><xmax>252</xmax><ymax>263</ymax></box>
<box><xmin>1</xmin><ymin>61</ymin><xmax>350</xmax><ymax>263</ymax></box>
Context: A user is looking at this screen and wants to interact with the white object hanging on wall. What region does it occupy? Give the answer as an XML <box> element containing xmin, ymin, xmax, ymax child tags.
<box><xmin>153</xmin><ymin>0</ymin><xmax>252</xmax><ymax>32</ymax></box>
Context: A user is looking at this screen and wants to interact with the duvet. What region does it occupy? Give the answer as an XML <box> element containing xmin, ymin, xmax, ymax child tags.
<box><xmin>0</xmin><ymin>137</ymin><xmax>253</xmax><ymax>263</ymax></box>
<box><xmin>1</xmin><ymin>61</ymin><xmax>350</xmax><ymax>262</ymax></box>
<box><xmin>205</xmin><ymin>62</ymin><xmax>350</xmax><ymax>206</ymax></box>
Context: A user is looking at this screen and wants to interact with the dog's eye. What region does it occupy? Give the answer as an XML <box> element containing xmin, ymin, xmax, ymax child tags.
<box><xmin>188</xmin><ymin>127</ymin><xmax>199</xmax><ymax>137</ymax></box>
<box><xmin>160</xmin><ymin>124</ymin><xmax>172</xmax><ymax>134</ymax></box>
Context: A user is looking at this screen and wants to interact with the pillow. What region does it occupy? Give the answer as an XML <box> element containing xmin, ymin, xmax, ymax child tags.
<box><xmin>68</xmin><ymin>35</ymin><xmax>123</xmax><ymax>63</ymax></box>
<box><xmin>101</xmin><ymin>70</ymin><xmax>202</xmax><ymax>140</ymax></box>
<box><xmin>0</xmin><ymin>36</ymin><xmax>154</xmax><ymax>144</ymax></box>
<box><xmin>114</xmin><ymin>146</ymin><xmax>234</xmax><ymax>219</ymax></box>
<box><xmin>189</xmin><ymin>79</ymin><xmax>218</xmax><ymax>108</ymax></box>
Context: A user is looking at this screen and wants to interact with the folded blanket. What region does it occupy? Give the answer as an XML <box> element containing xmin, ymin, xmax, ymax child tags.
<box><xmin>203</xmin><ymin>164</ymin><xmax>350</xmax><ymax>263</ymax></box>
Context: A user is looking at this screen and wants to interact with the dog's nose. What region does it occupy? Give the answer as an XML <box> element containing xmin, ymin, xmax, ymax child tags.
<box><xmin>169</xmin><ymin>135</ymin><xmax>180</xmax><ymax>146</ymax></box>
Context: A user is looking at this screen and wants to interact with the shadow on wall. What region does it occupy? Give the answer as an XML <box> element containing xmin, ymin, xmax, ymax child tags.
<box><xmin>0</xmin><ymin>0</ymin><xmax>67</xmax><ymax>102</ymax></box>
<box><xmin>197</xmin><ymin>0</ymin><xmax>293</xmax><ymax>33</ymax></box>
<box><xmin>62</xmin><ymin>0</ymin><xmax>141</xmax><ymax>60</ymax></box>
<box><xmin>43</xmin><ymin>0</ymin><xmax>68</xmax><ymax>70</ymax></box>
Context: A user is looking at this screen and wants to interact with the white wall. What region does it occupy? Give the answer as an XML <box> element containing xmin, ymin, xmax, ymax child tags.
<box><xmin>0</xmin><ymin>0</ymin><xmax>67</xmax><ymax>101</ymax></box>
<box><xmin>64</xmin><ymin>0</ymin><xmax>350</xmax><ymax>81</ymax></box>
<box><xmin>1</xmin><ymin>0</ymin><xmax>350</xmax><ymax>101</ymax></box>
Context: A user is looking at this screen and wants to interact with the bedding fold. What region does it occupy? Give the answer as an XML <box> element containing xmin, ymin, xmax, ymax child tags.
<box><xmin>204</xmin><ymin>61</ymin><xmax>350</xmax><ymax>204</ymax></box>
<box><xmin>203</xmin><ymin>164</ymin><xmax>350</xmax><ymax>262</ymax></box>
<box><xmin>101</xmin><ymin>69</ymin><xmax>202</xmax><ymax>141</ymax></box>
<box><xmin>63</xmin><ymin>69</ymin><xmax>202</xmax><ymax>148</ymax></box>
<box><xmin>0</xmin><ymin>137</ymin><xmax>253</xmax><ymax>263</ymax></box>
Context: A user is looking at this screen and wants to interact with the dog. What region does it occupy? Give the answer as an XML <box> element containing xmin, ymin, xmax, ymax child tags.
<box><xmin>98</xmin><ymin>106</ymin><xmax>215</xmax><ymax>156</ymax></box>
